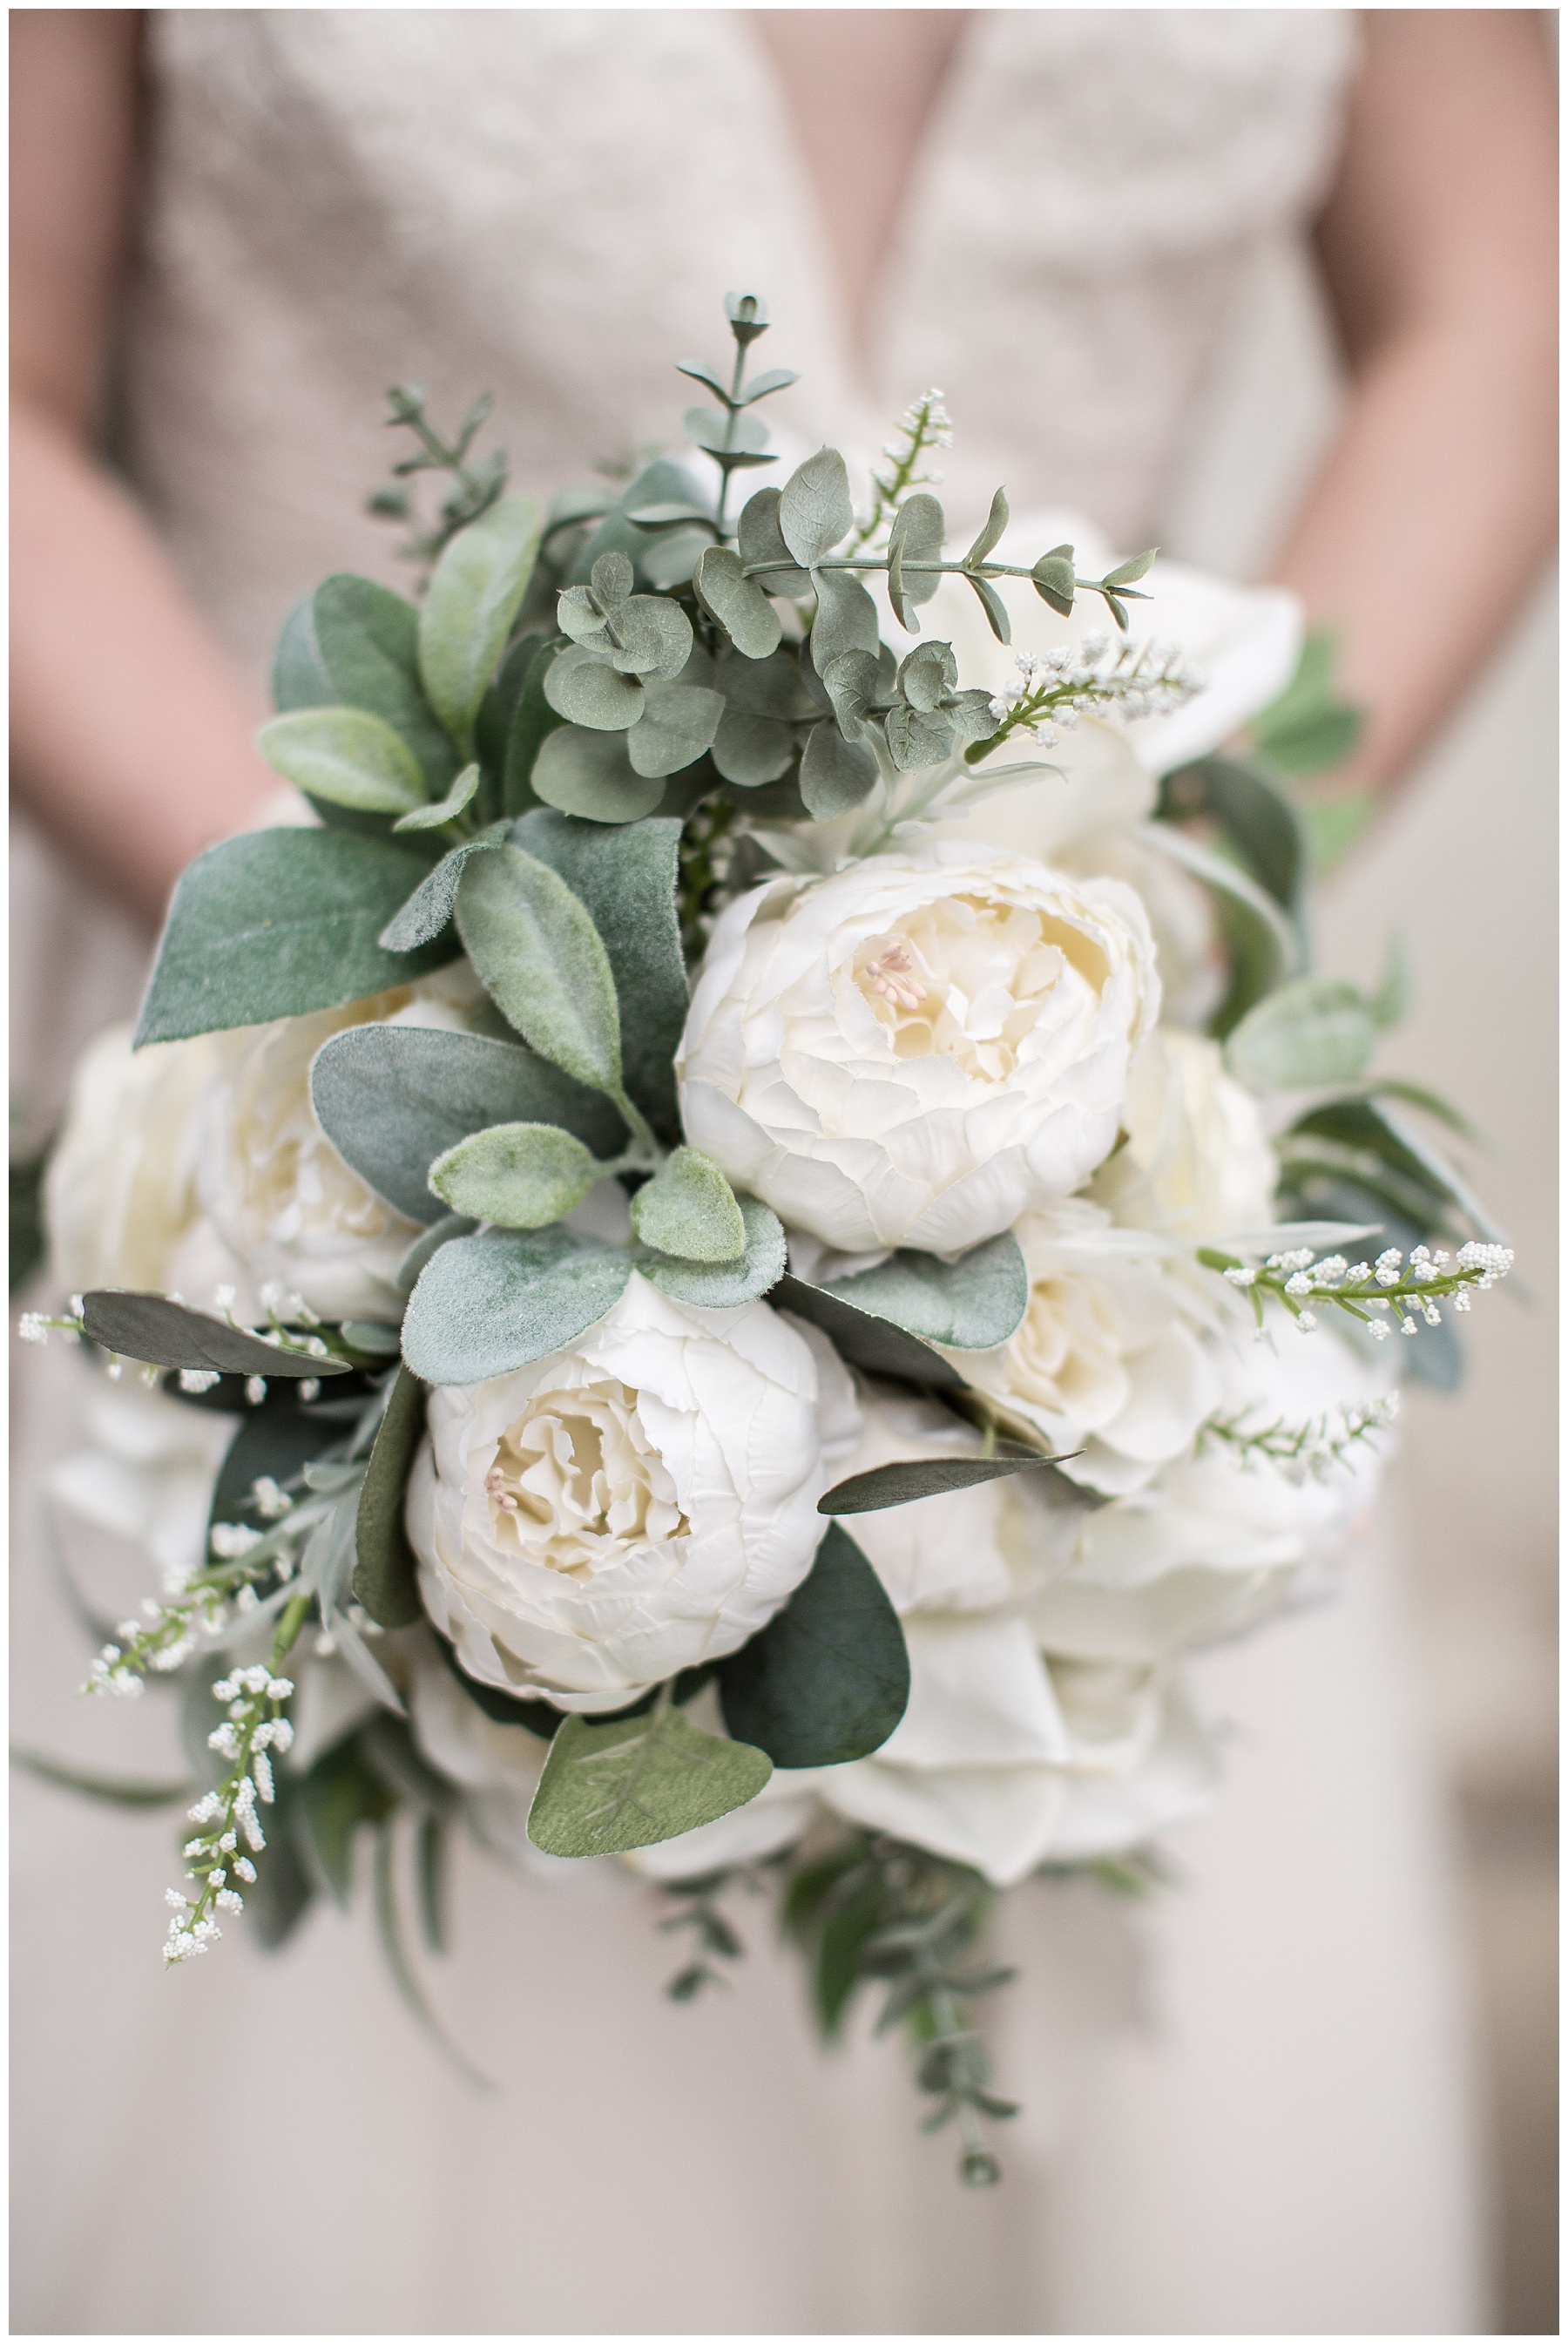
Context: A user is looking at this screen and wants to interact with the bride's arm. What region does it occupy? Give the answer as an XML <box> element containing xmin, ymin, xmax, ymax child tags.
<box><xmin>10</xmin><ymin>11</ymin><xmax>276</xmax><ymax>929</ymax></box>
<box><xmin>1270</xmin><ymin>10</ymin><xmax>1556</xmax><ymax>801</ymax></box>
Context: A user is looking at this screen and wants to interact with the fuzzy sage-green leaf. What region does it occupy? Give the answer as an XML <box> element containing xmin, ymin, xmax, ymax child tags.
<box><xmin>419</xmin><ymin>495</ymin><xmax>541</xmax><ymax>750</ymax></box>
<box><xmin>255</xmin><ymin>708</ymin><xmax>429</xmax><ymax>816</ymax></box>
<box><xmin>455</xmin><ymin>843</ymin><xmax>624</xmax><ymax>1099</ymax></box>
<box><xmin>393</xmin><ymin>762</ymin><xmax>480</xmax><ymax>831</ymax></box>
<box><xmin>401</xmin><ymin>1227</ymin><xmax>632</xmax><ymax>1383</ymax></box>
<box><xmin>526</xmin><ymin>1701</ymin><xmax>772</xmax><ymax>1858</ymax></box>
<box><xmin>629</xmin><ymin>1147</ymin><xmax>746</xmax><ymax>1261</ymax></box>
<box><xmin>428</xmin><ymin>1121</ymin><xmax>599</xmax><ymax>1229</ymax></box>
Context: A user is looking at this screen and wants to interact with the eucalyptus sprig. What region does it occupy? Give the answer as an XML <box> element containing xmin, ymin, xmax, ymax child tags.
<box><xmin>368</xmin><ymin>385</ymin><xmax>510</xmax><ymax>577</ymax></box>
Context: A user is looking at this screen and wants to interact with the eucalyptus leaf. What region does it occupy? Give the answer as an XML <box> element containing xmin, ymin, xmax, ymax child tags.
<box><xmin>779</xmin><ymin>447</ymin><xmax>854</xmax><ymax>566</ymax></box>
<box><xmin>964</xmin><ymin>487</ymin><xmax>1010</xmax><ymax>569</ymax></box>
<box><xmin>429</xmin><ymin>1121</ymin><xmax>599</xmax><ymax>1228</ymax></box>
<box><xmin>824</xmin><ymin>1233</ymin><xmax>1029</xmax><ymax>1351</ymax></box>
<box><xmin>884</xmin><ymin>701</ymin><xmax>955</xmax><ymax>773</ymax></box>
<box><xmin>640</xmin><ymin>525</ymin><xmax>711</xmax><ymax>593</ymax></box>
<box><xmin>256</xmin><ymin>708</ymin><xmax>428</xmax><ymax>816</ymax></box>
<box><xmin>419</xmin><ymin>495</ymin><xmax>541</xmax><ymax>749</ymax></box>
<box><xmin>353</xmin><ymin>1368</ymin><xmax>426</xmax><ymax>1628</ymax></box>
<box><xmin>1157</xmin><ymin>757</ymin><xmax>1305</xmax><ymax>921</ymax></box>
<box><xmin>377</xmin><ymin>823</ymin><xmax>510</xmax><ymax>952</ymax></box>
<box><xmin>820</xmin><ymin>1452</ymin><xmax>1061</xmax><ymax>1515</ymax></box>
<box><xmin>636</xmin><ymin>1196</ymin><xmax>787</xmax><ymax>1307</ymax></box>
<box><xmin>896</xmin><ymin>640</ymin><xmax>957</xmax><ymax>712</ymax></box>
<box><xmin>821</xmin><ymin>647</ymin><xmax>881</xmax><ymax>742</ymax></box>
<box><xmin>965</xmin><ymin>571</ymin><xmax>1013</xmax><ymax>644</ymax></box>
<box><xmin>1225</xmin><ymin>979</ymin><xmax>1376</xmax><ymax>1092</ymax></box>
<box><xmin>629</xmin><ymin>1148</ymin><xmax>745</xmax><ymax>1262</ymax></box>
<box><xmin>809</xmin><ymin>569</ymin><xmax>881</xmax><ymax>674</ymax></box>
<box><xmin>312</xmin><ymin>1024</ymin><xmax>624</xmax><ymax>1224</ymax></box>
<box><xmin>11</xmin><ymin>1751</ymin><xmax>193</xmax><ymax>1809</ymax></box>
<box><xmin>1031</xmin><ymin>547</ymin><xmax>1077</xmax><ymax>616</ymax></box>
<box><xmin>888</xmin><ymin>492</ymin><xmax>946</xmax><ymax>629</ymax></box>
<box><xmin>393</xmin><ymin>762</ymin><xmax>480</xmax><ymax>832</ymax></box>
<box><xmin>712</xmin><ymin>708</ymin><xmax>795</xmax><ymax>786</ymax></box>
<box><xmin>685</xmin><ymin>404</ymin><xmax>768</xmax><ymax>457</ymax></box>
<box><xmin>455</xmin><ymin>844</ymin><xmax>624</xmax><ymax>1096</ymax></box>
<box><xmin>543</xmin><ymin>645</ymin><xmax>647</xmax><ymax>732</ymax></box>
<box><xmin>693</xmin><ymin>546</ymin><xmax>782</xmax><ymax>659</ymax></box>
<box><xmin>626</xmin><ymin>682</ymin><xmax>724</xmax><ymax>777</ymax></box>
<box><xmin>799</xmin><ymin>721</ymin><xmax>879</xmax><ymax>819</ymax></box>
<box><xmin>1134</xmin><ymin>822</ymin><xmax>1296</xmax><ymax>1033</ymax></box>
<box><xmin>608</xmin><ymin>595</ymin><xmax>693</xmax><ymax>683</ymax></box>
<box><xmin>80</xmin><ymin>1291</ymin><xmax>348</xmax><ymax>1379</ymax></box>
<box><xmin>718</xmin><ymin>1523</ymin><xmax>909</xmax><ymax>1767</ymax></box>
<box><xmin>511</xmin><ymin>810</ymin><xmax>687</xmax><ymax>1146</ymax></box>
<box><xmin>772</xmin><ymin>1275</ymin><xmax>957</xmax><ymax>1386</ymax></box>
<box><xmin>273</xmin><ymin>574</ymin><xmax>459</xmax><ymax>796</ymax></box>
<box><xmin>401</xmin><ymin>1227</ymin><xmax>632</xmax><ymax>1383</ymax></box>
<box><xmin>738</xmin><ymin>366</ymin><xmax>801</xmax><ymax>405</ymax></box>
<box><xmin>527</xmin><ymin>1703</ymin><xmax>771</xmax><ymax>1858</ymax></box>
<box><xmin>737</xmin><ymin>487</ymin><xmax>811</xmax><ymax>596</ymax></box>
<box><xmin>531</xmin><ymin>725</ymin><xmax>666</xmax><ymax>823</ymax></box>
<box><xmin>134</xmin><ymin>830</ymin><xmax>454</xmax><ymax>1047</ymax></box>
<box><xmin>1105</xmin><ymin>548</ymin><xmax>1157</xmax><ymax>587</ymax></box>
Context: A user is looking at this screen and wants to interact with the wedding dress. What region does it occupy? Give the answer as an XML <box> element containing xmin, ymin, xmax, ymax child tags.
<box><xmin>10</xmin><ymin>11</ymin><xmax>1489</xmax><ymax>2332</ymax></box>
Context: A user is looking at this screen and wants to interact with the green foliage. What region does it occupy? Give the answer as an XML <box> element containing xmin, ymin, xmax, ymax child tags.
<box><xmin>10</xmin><ymin>1134</ymin><xmax>50</xmax><ymax>1293</ymax></box>
<box><xmin>887</xmin><ymin>491</ymin><xmax>946</xmax><ymax>630</ymax></box>
<box><xmin>693</xmin><ymin>545</ymin><xmax>783</xmax><ymax>658</ymax></box>
<box><xmin>418</xmin><ymin>494</ymin><xmax>541</xmax><ymax>753</ymax></box>
<box><xmin>1225</xmin><ymin>977</ymin><xmax>1378</xmax><ymax>1091</ymax></box>
<box><xmin>711</xmin><ymin>648</ymin><xmax>812</xmax><ymax>784</ymax></box>
<box><xmin>272</xmin><ymin>573</ymin><xmax>457</xmax><ymax>792</ymax></box>
<box><xmin>135</xmin><ymin>830</ymin><xmax>455</xmax><ymax>1047</ymax></box>
<box><xmin>353</xmin><ymin>1368</ymin><xmax>427</xmax><ymax>1628</ymax></box>
<box><xmin>10</xmin><ymin>1751</ymin><xmax>193</xmax><ymax>1808</ymax></box>
<box><xmin>820</xmin><ymin>1450</ymin><xmax>1063</xmax><ymax>1515</ymax></box>
<box><xmin>311</xmin><ymin>1023</ymin><xmax>624</xmax><ymax>1226</ymax></box>
<box><xmin>370</xmin><ymin>383</ymin><xmax>510</xmax><ymax>576</ymax></box>
<box><xmin>718</xmin><ymin>1523</ymin><xmax>909</xmax><ymax>1766</ymax></box>
<box><xmin>428</xmin><ymin>1120</ymin><xmax>599</xmax><ymax>1228</ymax></box>
<box><xmin>79</xmin><ymin>1291</ymin><xmax>348</xmax><ymax>1379</ymax></box>
<box><xmin>1156</xmin><ymin>755</ymin><xmax>1306</xmax><ymax>925</ymax></box>
<box><xmin>377</xmin><ymin>824</ymin><xmax>510</xmax><ymax>952</ymax></box>
<box><xmin>455</xmin><ymin>843</ymin><xmax>625</xmax><ymax>1100</ymax></box>
<box><xmin>526</xmin><ymin>1696</ymin><xmax>772</xmax><ymax>1858</ymax></box>
<box><xmin>394</xmin><ymin>762</ymin><xmax>480</xmax><ymax>832</ymax></box>
<box><xmin>1248</xmin><ymin>630</ymin><xmax>1364</xmax><ymax>780</ymax></box>
<box><xmin>401</xmin><ymin>1226</ymin><xmax>632</xmax><ymax>1383</ymax></box>
<box><xmin>635</xmin><ymin>1195</ymin><xmax>787</xmax><ymax>1307</ymax></box>
<box><xmin>207</xmin><ymin>1394</ymin><xmax>333</xmax><ymax>1556</ymax></box>
<box><xmin>629</xmin><ymin>1146</ymin><xmax>746</xmax><ymax>1261</ymax></box>
<box><xmin>825</xmin><ymin>1233</ymin><xmax>1030</xmax><ymax>1351</ymax></box>
<box><xmin>774</xmin><ymin>1274</ymin><xmax>959</xmax><ymax>1387</ymax></box>
<box><xmin>299</xmin><ymin>1729</ymin><xmax>398</xmax><ymax>1907</ymax></box>
<box><xmin>531</xmin><ymin>724</ymin><xmax>667</xmax><ymax>821</ymax></box>
<box><xmin>736</xmin><ymin>487</ymin><xmax>809</xmax><ymax>596</ymax></box>
<box><xmin>626</xmin><ymin>682</ymin><xmax>725</xmax><ymax>778</ymax></box>
<box><xmin>799</xmin><ymin>721</ymin><xmax>879</xmax><ymax>817</ymax></box>
<box><xmin>779</xmin><ymin>447</ymin><xmax>854</xmax><ymax>567</ymax></box>
<box><xmin>256</xmin><ymin>707</ymin><xmax>429</xmax><ymax>816</ymax></box>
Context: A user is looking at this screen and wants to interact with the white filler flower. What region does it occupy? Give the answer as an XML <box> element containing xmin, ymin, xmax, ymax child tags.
<box><xmin>406</xmin><ymin>1278</ymin><xmax>857</xmax><ymax>1713</ymax></box>
<box><xmin>678</xmin><ymin>843</ymin><xmax>1160</xmax><ymax>1255</ymax></box>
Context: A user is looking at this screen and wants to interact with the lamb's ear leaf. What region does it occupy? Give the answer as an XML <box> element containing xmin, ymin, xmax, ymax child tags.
<box><xmin>256</xmin><ymin>708</ymin><xmax>428</xmax><ymax>816</ymax></box>
<box><xmin>455</xmin><ymin>843</ymin><xmax>623</xmax><ymax>1097</ymax></box>
<box><xmin>820</xmin><ymin>1452</ymin><xmax>1063</xmax><ymax>1515</ymax></box>
<box><xmin>718</xmin><ymin>1523</ymin><xmax>909</xmax><ymax>1766</ymax></box>
<box><xmin>78</xmin><ymin>1292</ymin><xmax>350</xmax><ymax>1379</ymax></box>
<box><xmin>274</xmin><ymin>573</ymin><xmax>459</xmax><ymax>795</ymax></box>
<box><xmin>629</xmin><ymin>1148</ymin><xmax>746</xmax><ymax>1261</ymax></box>
<box><xmin>1224</xmin><ymin>977</ymin><xmax>1377</xmax><ymax>1092</ymax></box>
<box><xmin>510</xmin><ymin>810</ymin><xmax>687</xmax><ymax>1145</ymax></box>
<box><xmin>134</xmin><ymin>830</ymin><xmax>455</xmax><ymax>1046</ymax></box>
<box><xmin>396</xmin><ymin>1214</ymin><xmax>479</xmax><ymax>1295</ymax></box>
<box><xmin>526</xmin><ymin>1705</ymin><xmax>772</xmax><ymax>1858</ymax></box>
<box><xmin>377</xmin><ymin>823</ymin><xmax>510</xmax><ymax>952</ymax></box>
<box><xmin>497</xmin><ymin>639</ymin><xmax>566</xmax><ymax>816</ymax></box>
<box><xmin>312</xmin><ymin>1025</ymin><xmax>624</xmax><ymax>1226</ymax></box>
<box><xmin>428</xmin><ymin>1121</ymin><xmax>599</xmax><ymax>1229</ymax></box>
<box><xmin>419</xmin><ymin>496</ymin><xmax>542</xmax><ymax>751</ymax></box>
<box><xmin>353</xmin><ymin>1368</ymin><xmax>427</xmax><ymax>1628</ymax></box>
<box><xmin>778</xmin><ymin>446</ymin><xmax>854</xmax><ymax>566</ymax></box>
<box><xmin>635</xmin><ymin>1197</ymin><xmax>786</xmax><ymax>1307</ymax></box>
<box><xmin>393</xmin><ymin>762</ymin><xmax>480</xmax><ymax>831</ymax></box>
<box><xmin>400</xmin><ymin>1228</ymin><xmax>632</xmax><ymax>1383</ymax></box>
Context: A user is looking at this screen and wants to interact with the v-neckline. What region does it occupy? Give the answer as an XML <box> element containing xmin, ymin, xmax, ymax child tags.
<box><xmin>740</xmin><ymin>9</ymin><xmax>982</xmax><ymax>390</ymax></box>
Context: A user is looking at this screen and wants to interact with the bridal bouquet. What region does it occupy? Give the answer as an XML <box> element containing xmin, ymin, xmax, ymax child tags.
<box><xmin>23</xmin><ymin>295</ymin><xmax>1512</xmax><ymax>2184</ymax></box>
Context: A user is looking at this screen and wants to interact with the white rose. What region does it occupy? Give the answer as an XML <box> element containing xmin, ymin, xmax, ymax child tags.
<box><xmin>1091</xmin><ymin>1030</ymin><xmax>1277</xmax><ymax>1242</ymax></box>
<box><xmin>1029</xmin><ymin>1324</ymin><xmax>1394</xmax><ymax>1665</ymax></box>
<box><xmin>49</xmin><ymin>970</ymin><xmax>482</xmax><ymax>1325</ymax></box>
<box><xmin>678</xmin><ymin>843</ymin><xmax>1160</xmax><ymax>1255</ymax></box>
<box><xmin>406</xmin><ymin>1277</ymin><xmax>858</xmax><ymax>1713</ymax></box>
<box><xmin>817</xmin><ymin>1607</ymin><xmax>1217</xmax><ymax>1886</ymax></box>
<box><xmin>950</xmin><ymin>1200</ymin><xmax>1234</xmax><ymax>1497</ymax></box>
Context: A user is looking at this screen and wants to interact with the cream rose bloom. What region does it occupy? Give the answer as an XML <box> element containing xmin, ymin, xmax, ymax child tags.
<box><xmin>1091</xmin><ymin>1030</ymin><xmax>1276</xmax><ymax>1241</ymax></box>
<box><xmin>677</xmin><ymin>843</ymin><xmax>1161</xmax><ymax>1255</ymax></box>
<box><xmin>48</xmin><ymin>971</ymin><xmax>480</xmax><ymax>1324</ymax></box>
<box><xmin>1028</xmin><ymin>1324</ymin><xmax>1394</xmax><ymax>1666</ymax></box>
<box><xmin>406</xmin><ymin>1277</ymin><xmax>858</xmax><ymax>1713</ymax></box>
<box><xmin>950</xmin><ymin>1200</ymin><xmax>1235</xmax><ymax>1496</ymax></box>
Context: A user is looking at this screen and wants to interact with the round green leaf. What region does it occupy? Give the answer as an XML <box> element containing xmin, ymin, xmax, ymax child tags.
<box><xmin>737</xmin><ymin>487</ymin><xmax>811</xmax><ymax>596</ymax></box>
<box><xmin>609</xmin><ymin>596</ymin><xmax>694</xmax><ymax>682</ymax></box>
<box><xmin>779</xmin><ymin>447</ymin><xmax>854</xmax><ymax>566</ymax></box>
<box><xmin>428</xmin><ymin>1121</ymin><xmax>599</xmax><ymax>1229</ymax></box>
<box><xmin>626</xmin><ymin>682</ymin><xmax>724</xmax><ymax>778</ymax></box>
<box><xmin>693</xmin><ymin>546</ymin><xmax>782</xmax><ymax>659</ymax></box>
<box><xmin>256</xmin><ymin>708</ymin><xmax>428</xmax><ymax>815</ymax></box>
<box><xmin>527</xmin><ymin>1705</ymin><xmax>772</xmax><ymax>1858</ymax></box>
<box><xmin>531</xmin><ymin>726</ymin><xmax>666</xmax><ymax>823</ymax></box>
<box><xmin>1225</xmin><ymin>979</ymin><xmax>1378</xmax><ymax>1092</ymax></box>
<box><xmin>543</xmin><ymin>646</ymin><xmax>646</xmax><ymax>732</ymax></box>
<box><xmin>630</xmin><ymin>1146</ymin><xmax>746</xmax><ymax>1261</ymax></box>
<box><xmin>799</xmin><ymin>721</ymin><xmax>878</xmax><ymax>819</ymax></box>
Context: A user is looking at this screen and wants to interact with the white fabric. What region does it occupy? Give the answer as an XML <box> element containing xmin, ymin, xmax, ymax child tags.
<box><xmin>10</xmin><ymin>10</ymin><xmax>1490</xmax><ymax>2331</ymax></box>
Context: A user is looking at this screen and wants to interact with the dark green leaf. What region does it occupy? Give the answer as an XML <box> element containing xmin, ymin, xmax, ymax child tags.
<box><xmin>820</xmin><ymin>1452</ymin><xmax>1062</xmax><ymax>1514</ymax></box>
<box><xmin>496</xmin><ymin>638</ymin><xmax>566</xmax><ymax>816</ymax></box>
<box><xmin>1156</xmin><ymin>756</ymin><xmax>1305</xmax><ymax>919</ymax></box>
<box><xmin>80</xmin><ymin>1291</ymin><xmax>348</xmax><ymax>1378</ymax></box>
<box><xmin>772</xmin><ymin>1273</ymin><xmax>959</xmax><ymax>1386</ymax></box>
<box><xmin>814</xmin><ymin>1876</ymin><xmax>888</xmax><ymax>2037</ymax></box>
<box><xmin>353</xmin><ymin>1368</ymin><xmax>427</xmax><ymax>1628</ymax></box>
<box><xmin>416</xmin><ymin>1810</ymin><xmax>449</xmax><ymax>1953</ymax></box>
<box><xmin>300</xmin><ymin>1732</ymin><xmax>397</xmax><ymax>1907</ymax></box>
<box><xmin>718</xmin><ymin>1523</ymin><xmax>909</xmax><ymax>1767</ymax></box>
<box><xmin>527</xmin><ymin>1704</ymin><xmax>771</xmax><ymax>1856</ymax></box>
<box><xmin>401</xmin><ymin>1227</ymin><xmax>632</xmax><ymax>1383</ymax></box>
<box><xmin>134</xmin><ymin>830</ymin><xmax>455</xmax><ymax>1047</ymax></box>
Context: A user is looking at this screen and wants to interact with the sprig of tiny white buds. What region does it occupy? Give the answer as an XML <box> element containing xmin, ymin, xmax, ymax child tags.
<box><xmin>849</xmin><ymin>388</ymin><xmax>953</xmax><ymax>554</ymax></box>
<box><xmin>981</xmin><ymin>638</ymin><xmax>1201</xmax><ymax>752</ymax></box>
<box><xmin>1200</xmin><ymin>1392</ymin><xmax>1400</xmax><ymax>1483</ymax></box>
<box><xmin>1202</xmin><ymin>1239</ymin><xmax>1514</xmax><ymax>1337</ymax></box>
<box><xmin>165</xmin><ymin>1659</ymin><xmax>298</xmax><ymax>1965</ymax></box>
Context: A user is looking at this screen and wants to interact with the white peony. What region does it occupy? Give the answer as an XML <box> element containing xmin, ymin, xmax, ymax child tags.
<box><xmin>1091</xmin><ymin>1030</ymin><xmax>1276</xmax><ymax>1241</ymax></box>
<box><xmin>44</xmin><ymin>1372</ymin><xmax>236</xmax><ymax>1602</ymax></box>
<box><xmin>405</xmin><ymin>1277</ymin><xmax>858</xmax><ymax>1713</ymax></box>
<box><xmin>949</xmin><ymin>1200</ymin><xmax>1234</xmax><ymax>1496</ymax></box>
<box><xmin>1028</xmin><ymin>1324</ymin><xmax>1394</xmax><ymax>1666</ymax></box>
<box><xmin>677</xmin><ymin>843</ymin><xmax>1161</xmax><ymax>1255</ymax></box>
<box><xmin>833</xmin><ymin>1379</ymin><xmax>1037</xmax><ymax>1614</ymax></box>
<box><xmin>47</xmin><ymin>970</ymin><xmax>482</xmax><ymax>1325</ymax></box>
